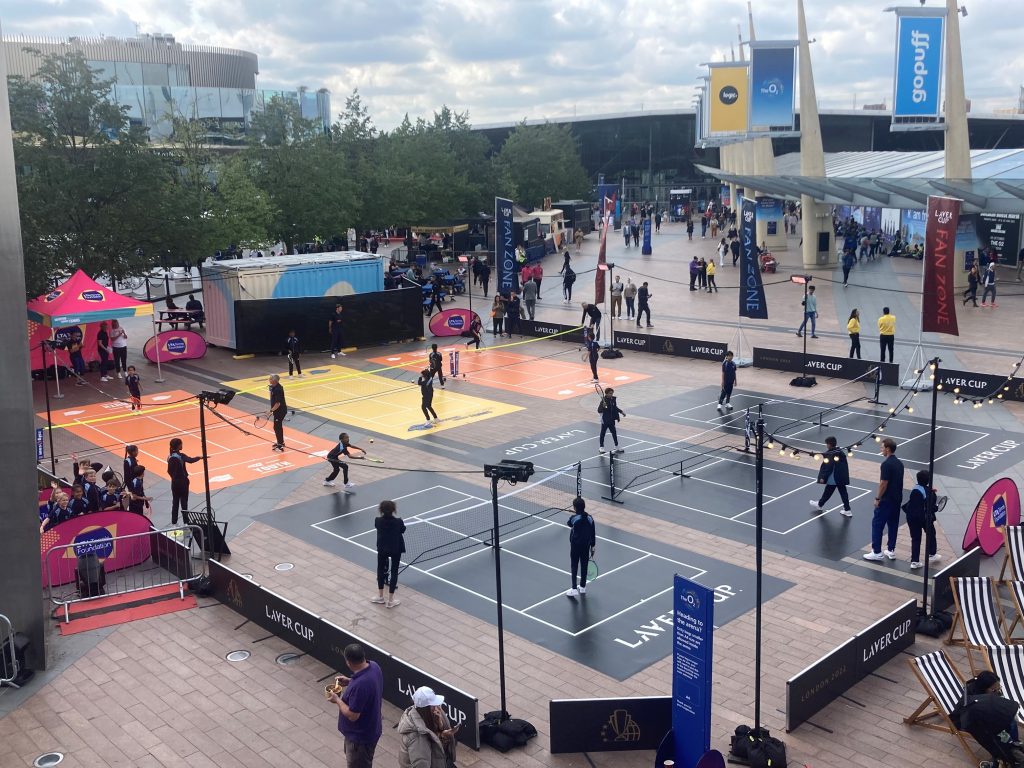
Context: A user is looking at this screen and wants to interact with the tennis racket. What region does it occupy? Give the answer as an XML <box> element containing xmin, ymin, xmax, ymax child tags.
<box><xmin>587</xmin><ymin>560</ymin><xmax>599</xmax><ymax>580</ymax></box>
<box><xmin>287</xmin><ymin>351</ymin><xmax>295</xmax><ymax>366</ymax></box>
<box><xmin>936</xmin><ymin>495</ymin><xmax>948</xmax><ymax>513</ymax></box>
<box><xmin>347</xmin><ymin>448</ymin><xmax>384</xmax><ymax>463</ymax></box>
<box><xmin>254</xmin><ymin>412</ymin><xmax>271</xmax><ymax>429</ymax></box>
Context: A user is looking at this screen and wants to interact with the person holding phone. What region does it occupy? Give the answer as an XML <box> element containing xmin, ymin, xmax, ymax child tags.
<box><xmin>398</xmin><ymin>687</ymin><xmax>459</xmax><ymax>768</ymax></box>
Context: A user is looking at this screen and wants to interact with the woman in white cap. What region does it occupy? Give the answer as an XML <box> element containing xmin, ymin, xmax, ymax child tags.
<box><xmin>398</xmin><ymin>686</ymin><xmax>459</xmax><ymax>768</ymax></box>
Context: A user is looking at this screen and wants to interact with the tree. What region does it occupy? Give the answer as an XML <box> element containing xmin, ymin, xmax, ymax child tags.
<box><xmin>9</xmin><ymin>49</ymin><xmax>172</xmax><ymax>295</ymax></box>
<box><xmin>494</xmin><ymin>122</ymin><xmax>590</xmax><ymax>208</ymax></box>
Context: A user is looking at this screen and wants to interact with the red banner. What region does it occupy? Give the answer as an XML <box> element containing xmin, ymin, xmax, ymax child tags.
<box><xmin>595</xmin><ymin>196</ymin><xmax>614</xmax><ymax>304</ymax></box>
<box><xmin>963</xmin><ymin>477</ymin><xmax>1021</xmax><ymax>556</ymax></box>
<box><xmin>922</xmin><ymin>195</ymin><xmax>960</xmax><ymax>335</ymax></box>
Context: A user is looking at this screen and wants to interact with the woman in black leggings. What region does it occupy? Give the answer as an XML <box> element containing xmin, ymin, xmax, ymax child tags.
<box><xmin>371</xmin><ymin>500</ymin><xmax>406</xmax><ymax>609</ymax></box>
<box><xmin>166</xmin><ymin>437</ymin><xmax>201</xmax><ymax>525</ymax></box>
<box><xmin>417</xmin><ymin>369</ymin><xmax>438</xmax><ymax>427</ymax></box>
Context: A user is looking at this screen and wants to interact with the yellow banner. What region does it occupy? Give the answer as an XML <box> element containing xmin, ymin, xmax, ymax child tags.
<box><xmin>708</xmin><ymin>65</ymin><xmax>749</xmax><ymax>135</ymax></box>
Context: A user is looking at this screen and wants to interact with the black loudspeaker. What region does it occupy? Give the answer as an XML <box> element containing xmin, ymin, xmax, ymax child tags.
<box><xmin>76</xmin><ymin>553</ymin><xmax>106</xmax><ymax>598</ymax></box>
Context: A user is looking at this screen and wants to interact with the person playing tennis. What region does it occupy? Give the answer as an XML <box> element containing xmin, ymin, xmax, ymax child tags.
<box><xmin>267</xmin><ymin>374</ymin><xmax>287</xmax><ymax>452</ymax></box>
<box><xmin>285</xmin><ymin>329</ymin><xmax>302</xmax><ymax>377</ymax></box>
<box><xmin>565</xmin><ymin>497</ymin><xmax>596</xmax><ymax>598</ymax></box>
<box><xmin>417</xmin><ymin>368</ymin><xmax>438</xmax><ymax>427</ymax></box>
<box><xmin>597</xmin><ymin>387</ymin><xmax>625</xmax><ymax>454</ymax></box>
<box><xmin>323</xmin><ymin>432</ymin><xmax>361</xmax><ymax>490</ymax></box>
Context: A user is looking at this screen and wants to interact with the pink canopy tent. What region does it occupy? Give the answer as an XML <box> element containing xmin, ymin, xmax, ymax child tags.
<box><xmin>27</xmin><ymin>270</ymin><xmax>152</xmax><ymax>370</ymax></box>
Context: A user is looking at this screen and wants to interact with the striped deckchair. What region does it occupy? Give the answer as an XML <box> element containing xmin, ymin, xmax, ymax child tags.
<box><xmin>1006</xmin><ymin>580</ymin><xmax>1024</xmax><ymax>639</ymax></box>
<box><xmin>1000</xmin><ymin>525</ymin><xmax>1024</xmax><ymax>582</ymax></box>
<box><xmin>904</xmin><ymin>650</ymin><xmax>979</xmax><ymax>764</ymax></box>
<box><xmin>985</xmin><ymin>645</ymin><xmax>1024</xmax><ymax>724</ymax></box>
<box><xmin>947</xmin><ymin>577</ymin><xmax>1011</xmax><ymax>674</ymax></box>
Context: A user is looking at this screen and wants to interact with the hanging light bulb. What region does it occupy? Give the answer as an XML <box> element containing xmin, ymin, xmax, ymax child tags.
<box><xmin>929</xmin><ymin>363</ymin><xmax>936</xmax><ymax>371</ymax></box>
<box><xmin>973</xmin><ymin>401</ymin><xmax>982</xmax><ymax>409</ymax></box>
<box><xmin>791</xmin><ymin>450</ymin><xmax>799</xmax><ymax>459</ymax></box>
<box><xmin>989</xmin><ymin>398</ymin><xmax>995</xmax><ymax>405</ymax></box>
<box><xmin>847</xmin><ymin>449</ymin><xmax>854</xmax><ymax>457</ymax></box>
<box><xmin>888</xmin><ymin>407</ymin><xmax>896</xmax><ymax>414</ymax></box>
<box><xmin>953</xmin><ymin>387</ymin><xmax>961</xmax><ymax>394</ymax></box>
<box><xmin>936</xmin><ymin>383</ymin><xmax>943</xmax><ymax>390</ymax></box>
<box><xmin>814</xmin><ymin>453</ymin><xmax>823</xmax><ymax>462</ymax></box>
<box><xmin>854</xmin><ymin>442</ymin><xmax>862</xmax><ymax>448</ymax></box>
<box><xmin>779</xmin><ymin>448</ymin><xmax>786</xmax><ymax>456</ymax></box>
<box><xmin>766</xmin><ymin>440</ymin><xmax>774</xmax><ymax>449</ymax></box>
<box><xmin>874</xmin><ymin>435</ymin><xmax>881</xmax><ymax>442</ymax></box>
<box><xmin>998</xmin><ymin>394</ymin><xmax>1004</xmax><ymax>400</ymax></box>
<box><xmin>878</xmin><ymin>424</ymin><xmax>885</xmax><ymax>432</ymax></box>
<box><xmin>906</xmin><ymin>406</ymin><xmax>914</xmax><ymax>413</ymax></box>
<box><xmin>914</xmin><ymin>369</ymin><xmax>922</xmax><ymax>375</ymax></box>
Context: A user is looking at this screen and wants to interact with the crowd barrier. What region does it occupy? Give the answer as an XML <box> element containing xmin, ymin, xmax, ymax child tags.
<box><xmin>931</xmin><ymin>547</ymin><xmax>981</xmax><ymax>613</ymax></box>
<box><xmin>208</xmin><ymin>560</ymin><xmax>481</xmax><ymax>749</ymax></box>
<box><xmin>785</xmin><ymin>599</ymin><xmax>916</xmax><ymax>731</ymax></box>
<box><xmin>0</xmin><ymin>613</ymin><xmax>16</xmax><ymax>685</ymax></box>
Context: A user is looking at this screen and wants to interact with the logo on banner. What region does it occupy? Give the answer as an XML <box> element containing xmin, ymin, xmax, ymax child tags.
<box><xmin>447</xmin><ymin>315</ymin><xmax>465</xmax><ymax>330</ymax></box>
<box><xmin>963</xmin><ymin>477</ymin><xmax>1021</xmax><ymax>556</ymax></box>
<box><xmin>227</xmin><ymin>579</ymin><xmax>245</xmax><ymax>609</ymax></box>
<box><xmin>79</xmin><ymin>290</ymin><xmax>104</xmax><ymax>302</ymax></box>
<box><xmin>165</xmin><ymin>337</ymin><xmax>187</xmax><ymax>354</ymax></box>
<box><xmin>601</xmin><ymin>710</ymin><xmax>641</xmax><ymax>743</ymax></box>
<box><xmin>760</xmin><ymin>78</ymin><xmax>785</xmax><ymax>97</ymax></box>
<box><xmin>70</xmin><ymin>526</ymin><xmax>116</xmax><ymax>559</ymax></box>
<box><xmin>893</xmin><ymin>14</ymin><xmax>945</xmax><ymax>119</ymax></box>
<box><xmin>45</xmin><ymin>290</ymin><xmax>63</xmax><ymax>302</ymax></box>
<box><xmin>719</xmin><ymin>85</ymin><xmax>739</xmax><ymax>104</ymax></box>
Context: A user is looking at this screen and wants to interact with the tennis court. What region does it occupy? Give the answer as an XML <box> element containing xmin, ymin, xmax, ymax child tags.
<box><xmin>40</xmin><ymin>390</ymin><xmax>336</xmax><ymax>491</ymax></box>
<box><xmin>223</xmin><ymin>364</ymin><xmax>522</xmax><ymax>440</ymax></box>
<box><xmin>368</xmin><ymin>346</ymin><xmax>650</xmax><ymax>400</ymax></box>
<box><xmin>258</xmin><ymin>470</ymin><xmax>793</xmax><ymax>680</ymax></box>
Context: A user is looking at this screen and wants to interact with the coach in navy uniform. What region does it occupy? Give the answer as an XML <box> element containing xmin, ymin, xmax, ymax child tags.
<box><xmin>566</xmin><ymin>497</ymin><xmax>596</xmax><ymax>598</ymax></box>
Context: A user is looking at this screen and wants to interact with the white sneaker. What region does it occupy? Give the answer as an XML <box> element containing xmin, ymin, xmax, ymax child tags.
<box><xmin>863</xmin><ymin>551</ymin><xmax>884</xmax><ymax>561</ymax></box>
<box><xmin>423</xmin><ymin>421</ymin><xmax>433</xmax><ymax>428</ymax></box>
<box><xmin>331</xmin><ymin>353</ymin><xmax>336</xmax><ymax>359</ymax></box>
<box><xmin>717</xmin><ymin>404</ymin><xmax>723</xmax><ymax>412</ymax></box>
<box><xmin>322</xmin><ymin>481</ymin><xmax>336</xmax><ymax>487</ymax></box>
<box><xmin>344</xmin><ymin>482</ymin><xmax>356</xmax><ymax>489</ymax></box>
<box><xmin>839</xmin><ymin>509</ymin><xmax>853</xmax><ymax>517</ymax></box>
<box><xmin>369</xmin><ymin>596</ymin><xmax>386</xmax><ymax>604</ymax></box>
<box><xmin>928</xmin><ymin>553</ymin><xmax>943</xmax><ymax>562</ymax></box>
<box><xmin>910</xmin><ymin>561</ymin><xmax>922</xmax><ymax>570</ymax></box>
<box><xmin>297</xmin><ymin>374</ymin><xmax>305</xmax><ymax>378</ymax></box>
<box><xmin>565</xmin><ymin>588</ymin><xmax>579</xmax><ymax>598</ymax></box>
<box><xmin>809</xmin><ymin>500</ymin><xmax>823</xmax><ymax>510</ymax></box>
<box><xmin>883</xmin><ymin>549</ymin><xmax>896</xmax><ymax>560</ymax></box>
<box><xmin>578</xmin><ymin>585</ymin><xmax>587</xmax><ymax>594</ymax></box>
<box><xmin>339</xmin><ymin>351</ymin><xmax>347</xmax><ymax>356</ymax></box>
<box><xmin>726</xmin><ymin>403</ymin><xmax>733</xmax><ymax>410</ymax></box>
<box><xmin>598</xmin><ymin>448</ymin><xmax>606</xmax><ymax>455</ymax></box>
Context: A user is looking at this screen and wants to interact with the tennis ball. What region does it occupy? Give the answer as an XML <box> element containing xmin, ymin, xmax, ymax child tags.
<box><xmin>369</xmin><ymin>438</ymin><xmax>374</xmax><ymax>443</ymax></box>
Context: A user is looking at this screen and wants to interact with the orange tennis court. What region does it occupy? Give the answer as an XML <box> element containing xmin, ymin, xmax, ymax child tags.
<box><xmin>41</xmin><ymin>390</ymin><xmax>336</xmax><ymax>492</ymax></box>
<box><xmin>369</xmin><ymin>345</ymin><xmax>651</xmax><ymax>400</ymax></box>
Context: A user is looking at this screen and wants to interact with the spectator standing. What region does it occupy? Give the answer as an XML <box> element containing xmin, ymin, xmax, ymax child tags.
<box><xmin>706</xmin><ymin>259</ymin><xmax>718</xmax><ymax>293</ymax></box>
<box><xmin>698</xmin><ymin>258</ymin><xmax>708</xmax><ymax>290</ymax></box>
<box><xmin>574</xmin><ymin>228</ymin><xmax>584</xmax><ymax>255</ymax></box>
<box><xmin>610</xmin><ymin>276</ymin><xmax>624</xmax><ymax>318</ymax></box>
<box><xmin>686</xmin><ymin>219</ymin><xmax>694</xmax><ymax>240</ymax></box>
<box><xmin>864</xmin><ymin>438</ymin><xmax>904</xmax><ymax>561</ymax></box>
<box><xmin>478</xmin><ymin>260</ymin><xmax>490</xmax><ymax>297</ymax></box>
<box><xmin>329</xmin><ymin>303</ymin><xmax>347</xmax><ymax>358</ymax></box>
<box><xmin>328</xmin><ymin>644</ymin><xmax>384</xmax><ymax>768</ymax></box>
<box><xmin>522</xmin><ymin>276</ymin><xmax>538</xmax><ymax>320</ymax></box>
<box><xmin>701</xmin><ymin>213</ymin><xmax>709</xmax><ymax>238</ymax></box>
<box><xmin>717</xmin><ymin>351</ymin><xmax>736</xmax><ymax>412</ymax></box>
<box><xmin>505</xmin><ymin>292</ymin><xmax>522</xmax><ymax>336</ymax></box>
<box><xmin>718</xmin><ymin>238</ymin><xmax>728</xmax><ymax>267</ymax></box>
<box><xmin>636</xmin><ymin>282</ymin><xmax>653</xmax><ymax>328</ymax></box>
<box><xmin>688</xmin><ymin>257</ymin><xmax>700</xmax><ymax>291</ymax></box>
<box><xmin>623</xmin><ymin>222</ymin><xmax>631</xmax><ymax>248</ymax></box>
<box><xmin>397</xmin><ymin>687</ymin><xmax>458</xmax><ymax>768</ymax></box>
<box><xmin>710</xmin><ymin>215</ymin><xmax>719</xmax><ymax>238</ymax></box>
<box><xmin>565</xmin><ymin>497</ymin><xmax>596</xmax><ymax>597</ymax></box>
<box><xmin>655</xmin><ymin>210</ymin><xmax>662</xmax><ymax>233</ymax></box>
<box><xmin>796</xmin><ymin>285</ymin><xmax>818</xmax><ymax>338</ymax></box>
<box><xmin>533</xmin><ymin>262</ymin><xmax>544</xmax><ymax>297</ymax></box>
<box><xmin>847</xmin><ymin>309</ymin><xmax>862</xmax><ymax>359</ymax></box>
<box><xmin>489</xmin><ymin>295</ymin><xmax>505</xmax><ymax>337</ymax></box>
<box><xmin>96</xmin><ymin>321</ymin><xmax>111</xmax><ymax>382</ymax></box>
<box><xmin>878</xmin><ymin>307</ymin><xmax>896</xmax><ymax>363</ymax></box>
<box><xmin>903</xmin><ymin>470</ymin><xmax>940</xmax><ymax>570</ymax></box>
<box><xmin>371</xmin><ymin>500</ymin><xmax>406</xmax><ymax>608</ymax></box>
<box><xmin>623</xmin><ymin>279</ymin><xmax>637</xmax><ymax>319</ymax></box>
<box><xmin>810</xmin><ymin>436</ymin><xmax>852</xmax><ymax>517</ymax></box>
<box><xmin>167</xmin><ymin>437</ymin><xmax>201</xmax><ymax>525</ymax></box>
<box><xmin>981</xmin><ymin>263</ymin><xmax>998</xmax><ymax>307</ymax></box>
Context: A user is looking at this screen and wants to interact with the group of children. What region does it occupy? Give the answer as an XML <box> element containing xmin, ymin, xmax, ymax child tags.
<box><xmin>40</xmin><ymin>446</ymin><xmax>152</xmax><ymax>532</ymax></box>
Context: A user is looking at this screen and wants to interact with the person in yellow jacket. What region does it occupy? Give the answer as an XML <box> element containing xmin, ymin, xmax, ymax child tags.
<box><xmin>847</xmin><ymin>309</ymin><xmax>861</xmax><ymax>359</ymax></box>
<box><xmin>706</xmin><ymin>260</ymin><xmax>718</xmax><ymax>293</ymax></box>
<box><xmin>878</xmin><ymin>307</ymin><xmax>896</xmax><ymax>363</ymax></box>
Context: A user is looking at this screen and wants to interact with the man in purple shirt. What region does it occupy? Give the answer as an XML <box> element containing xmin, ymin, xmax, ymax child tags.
<box><xmin>328</xmin><ymin>644</ymin><xmax>384</xmax><ymax>768</ymax></box>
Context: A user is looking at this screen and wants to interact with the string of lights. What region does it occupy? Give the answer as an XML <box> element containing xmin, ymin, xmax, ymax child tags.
<box><xmin>941</xmin><ymin>355</ymin><xmax>1024</xmax><ymax>408</ymax></box>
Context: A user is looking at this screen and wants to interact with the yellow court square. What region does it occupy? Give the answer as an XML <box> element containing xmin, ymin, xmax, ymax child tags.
<box><xmin>223</xmin><ymin>364</ymin><xmax>522</xmax><ymax>440</ymax></box>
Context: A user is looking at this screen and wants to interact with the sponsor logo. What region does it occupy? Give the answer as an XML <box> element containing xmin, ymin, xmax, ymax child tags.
<box><xmin>72</xmin><ymin>526</ymin><xmax>115</xmax><ymax>559</ymax></box>
<box><xmin>719</xmin><ymin>85</ymin><xmax>739</xmax><ymax>105</ymax></box>
<box><xmin>447</xmin><ymin>315</ymin><xmax>465</xmax><ymax>330</ymax></box>
<box><xmin>79</xmin><ymin>290</ymin><xmax>104</xmax><ymax>302</ymax></box>
<box><xmin>909</xmin><ymin>29</ymin><xmax>932</xmax><ymax>104</ymax></box>
<box><xmin>759</xmin><ymin>78</ymin><xmax>784</xmax><ymax>97</ymax></box>
<box><xmin>861</xmin><ymin>619</ymin><xmax>913</xmax><ymax>663</ymax></box>
<box><xmin>602</xmin><ymin>709</ymin><xmax>642</xmax><ymax>743</ymax></box>
<box><xmin>993</xmin><ymin>494</ymin><xmax>1009</xmax><ymax>528</ymax></box>
<box><xmin>226</xmin><ymin>579</ymin><xmax>244</xmax><ymax>609</ymax></box>
<box><xmin>45</xmin><ymin>290</ymin><xmax>63</xmax><ymax>302</ymax></box>
<box><xmin>166</xmin><ymin>337</ymin><xmax>187</xmax><ymax>354</ymax></box>
<box><xmin>957</xmin><ymin>440</ymin><xmax>1020</xmax><ymax>470</ymax></box>
<box><xmin>661</xmin><ymin>340</ymin><xmax>675</xmax><ymax>354</ymax></box>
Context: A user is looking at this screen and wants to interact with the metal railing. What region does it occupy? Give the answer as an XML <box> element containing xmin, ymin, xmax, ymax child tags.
<box><xmin>45</xmin><ymin>525</ymin><xmax>206</xmax><ymax>623</ymax></box>
<box><xmin>0</xmin><ymin>613</ymin><xmax>16</xmax><ymax>685</ymax></box>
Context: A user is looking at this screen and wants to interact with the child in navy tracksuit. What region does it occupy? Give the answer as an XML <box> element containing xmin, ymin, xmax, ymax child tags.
<box><xmin>565</xmin><ymin>497</ymin><xmax>596</xmax><ymax>597</ymax></box>
<box><xmin>597</xmin><ymin>388</ymin><xmax>625</xmax><ymax>454</ymax></box>
<box><xmin>903</xmin><ymin>469</ymin><xmax>940</xmax><ymax>569</ymax></box>
<box><xmin>125</xmin><ymin>366</ymin><xmax>142</xmax><ymax>410</ymax></box>
<box><xmin>285</xmin><ymin>330</ymin><xmax>302</xmax><ymax>377</ymax></box>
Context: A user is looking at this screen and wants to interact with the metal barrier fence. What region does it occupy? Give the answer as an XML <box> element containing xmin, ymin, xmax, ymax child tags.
<box><xmin>0</xmin><ymin>613</ymin><xmax>16</xmax><ymax>685</ymax></box>
<box><xmin>45</xmin><ymin>525</ymin><xmax>206</xmax><ymax>623</ymax></box>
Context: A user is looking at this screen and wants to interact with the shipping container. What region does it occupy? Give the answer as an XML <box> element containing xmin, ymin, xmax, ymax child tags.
<box><xmin>551</xmin><ymin>200</ymin><xmax>593</xmax><ymax>236</ymax></box>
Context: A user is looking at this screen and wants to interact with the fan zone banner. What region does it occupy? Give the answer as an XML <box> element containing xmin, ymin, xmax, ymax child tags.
<box><xmin>749</xmin><ymin>44</ymin><xmax>797</xmax><ymax>132</ymax></box>
<box><xmin>708</xmin><ymin>64</ymin><xmax>749</xmax><ymax>136</ymax></box>
<box><xmin>963</xmin><ymin>478</ymin><xmax>1021</xmax><ymax>556</ymax></box>
<box><xmin>922</xmin><ymin>196</ymin><xmax>960</xmax><ymax>336</ymax></box>
<box><xmin>739</xmin><ymin>198</ymin><xmax>768</xmax><ymax>319</ymax></box>
<box><xmin>495</xmin><ymin>197</ymin><xmax>518</xmax><ymax>296</ymax></box>
<box><xmin>893</xmin><ymin>11</ymin><xmax>945</xmax><ymax>120</ymax></box>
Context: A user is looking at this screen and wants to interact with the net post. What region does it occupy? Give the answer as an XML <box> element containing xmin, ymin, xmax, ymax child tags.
<box><xmin>601</xmin><ymin>451</ymin><xmax>623</xmax><ymax>504</ymax></box>
<box><xmin>869</xmin><ymin>366</ymin><xmax>886</xmax><ymax>406</ymax></box>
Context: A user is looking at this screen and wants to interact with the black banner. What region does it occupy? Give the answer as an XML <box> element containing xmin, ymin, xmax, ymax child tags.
<box><xmin>786</xmin><ymin>599</ymin><xmax>916</xmax><ymax>731</ymax></box>
<box><xmin>931</xmin><ymin>547</ymin><xmax>981</xmax><ymax>614</ymax></box>
<box><xmin>739</xmin><ymin>197</ymin><xmax>768</xmax><ymax>319</ymax></box>
<box><xmin>977</xmin><ymin>212</ymin><xmax>1022</xmax><ymax>267</ymax></box>
<box><xmin>753</xmin><ymin>347</ymin><xmax>900</xmax><ymax>387</ymax></box>
<box><xmin>613</xmin><ymin>331</ymin><xmax>727</xmax><ymax>361</ymax></box>
<box><xmin>550</xmin><ymin>697</ymin><xmax>670</xmax><ymax>753</ymax></box>
<box><xmin>233</xmin><ymin>287</ymin><xmax>423</xmax><ymax>353</ymax></box>
<box><xmin>935</xmin><ymin>368</ymin><xmax>1024</xmax><ymax>403</ymax></box>
<box><xmin>208</xmin><ymin>561</ymin><xmax>481</xmax><ymax>748</ymax></box>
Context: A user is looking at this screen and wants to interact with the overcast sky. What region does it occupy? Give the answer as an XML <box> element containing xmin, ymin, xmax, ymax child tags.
<box><xmin>1</xmin><ymin>0</ymin><xmax>1020</xmax><ymax>129</ymax></box>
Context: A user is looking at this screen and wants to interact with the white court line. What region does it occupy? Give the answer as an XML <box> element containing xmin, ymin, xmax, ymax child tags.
<box><xmin>311</xmin><ymin>485</ymin><xmax>475</xmax><ymax>526</ymax></box>
<box><xmin>779</xmin><ymin>488</ymin><xmax>874</xmax><ymax>535</ymax></box>
<box><xmin>520</xmin><ymin>553</ymin><xmax>650</xmax><ymax>613</ymax></box>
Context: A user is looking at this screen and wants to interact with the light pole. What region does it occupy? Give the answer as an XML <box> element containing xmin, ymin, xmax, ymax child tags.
<box><xmin>790</xmin><ymin>274</ymin><xmax>815</xmax><ymax>387</ymax></box>
<box><xmin>196</xmin><ymin>388</ymin><xmax>235</xmax><ymax>560</ymax></box>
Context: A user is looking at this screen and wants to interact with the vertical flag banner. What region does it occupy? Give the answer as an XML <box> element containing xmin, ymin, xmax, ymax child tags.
<box><xmin>892</xmin><ymin>11</ymin><xmax>946</xmax><ymax>122</ymax></box>
<box><xmin>922</xmin><ymin>195</ymin><xmax>961</xmax><ymax>336</ymax></box>
<box><xmin>595</xmin><ymin>196</ymin><xmax>613</xmax><ymax>303</ymax></box>
<box><xmin>708</xmin><ymin>64</ymin><xmax>750</xmax><ymax>136</ymax></box>
<box><xmin>495</xmin><ymin>197</ymin><xmax>518</xmax><ymax>295</ymax></box>
<box><xmin>749</xmin><ymin>43</ymin><xmax>797</xmax><ymax>132</ymax></box>
<box><xmin>739</xmin><ymin>198</ymin><xmax>768</xmax><ymax>319</ymax></box>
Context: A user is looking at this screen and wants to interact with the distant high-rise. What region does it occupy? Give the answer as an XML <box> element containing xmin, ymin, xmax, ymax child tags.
<box><xmin>2</xmin><ymin>33</ymin><xmax>330</xmax><ymax>142</ymax></box>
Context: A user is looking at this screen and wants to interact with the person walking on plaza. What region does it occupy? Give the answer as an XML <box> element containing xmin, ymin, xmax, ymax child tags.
<box><xmin>864</xmin><ymin>438</ymin><xmax>904</xmax><ymax>561</ymax></box>
<box><xmin>328</xmin><ymin>643</ymin><xmax>384</xmax><ymax>768</ymax></box>
<box><xmin>632</xmin><ymin>219</ymin><xmax>640</xmax><ymax>247</ymax></box>
<box><xmin>964</xmin><ymin>264</ymin><xmax>980</xmax><ymax>307</ymax></box>
<box><xmin>533</xmin><ymin>261</ymin><xmax>544</xmax><ymax>297</ymax></box>
<box><xmin>623</xmin><ymin>278</ymin><xmax>637</xmax><ymax>319</ymax></box>
<box><xmin>706</xmin><ymin>259</ymin><xmax>718</xmax><ymax>293</ymax></box>
<box><xmin>903</xmin><ymin>469</ymin><xmax>941</xmax><ymax>570</ymax></box>
<box><xmin>686</xmin><ymin>218</ymin><xmax>694</xmax><ymax>240</ymax></box>
<box><xmin>329</xmin><ymin>303</ymin><xmax>347</xmax><ymax>358</ymax></box>
<box><xmin>730</xmin><ymin>236</ymin><xmax>741</xmax><ymax>267</ymax></box>
<box><xmin>565</xmin><ymin>496</ymin><xmax>596</xmax><ymax>598</ymax></box>
<box><xmin>597</xmin><ymin>387</ymin><xmax>625</xmax><ymax>454</ymax></box>
<box><xmin>623</xmin><ymin>221</ymin><xmax>631</xmax><ymax>248</ymax></box>
<box><xmin>717</xmin><ymin>351</ymin><xmax>736</xmax><ymax>412</ymax></box>
<box><xmin>417</xmin><ymin>369</ymin><xmax>439</xmax><ymax>427</ymax></box>
<box><xmin>841</xmin><ymin>249</ymin><xmax>855</xmax><ymax>287</ymax></box>
<box><xmin>701</xmin><ymin>213</ymin><xmax>709</xmax><ymax>239</ymax></box>
<box><xmin>574</xmin><ymin>227</ymin><xmax>584</xmax><ymax>255</ymax></box>
<box><xmin>796</xmin><ymin>285</ymin><xmax>818</xmax><ymax>338</ymax></box>
<box><xmin>878</xmin><ymin>307</ymin><xmax>896</xmax><ymax>363</ymax></box>
<box><xmin>371</xmin><ymin>500</ymin><xmax>406</xmax><ymax>608</ymax></box>
<box><xmin>847</xmin><ymin>309</ymin><xmax>862</xmax><ymax>359</ymax></box>
<box><xmin>810</xmin><ymin>436</ymin><xmax>852</xmax><ymax>517</ymax></box>
<box><xmin>710</xmin><ymin>215</ymin><xmax>719</xmax><ymax>238</ymax></box>
<box><xmin>636</xmin><ymin>282</ymin><xmax>653</xmax><ymax>328</ymax></box>
<box><xmin>398</xmin><ymin>687</ymin><xmax>459</xmax><ymax>768</ymax></box>
<box><xmin>610</xmin><ymin>276</ymin><xmax>624</xmax><ymax>318</ymax></box>
<box><xmin>522</xmin><ymin>275</ymin><xmax>538</xmax><ymax>319</ymax></box>
<box><xmin>718</xmin><ymin>237</ymin><xmax>728</xmax><ymax>267</ymax></box>
<box><xmin>981</xmin><ymin>263</ymin><xmax>998</xmax><ymax>307</ymax></box>
<box><xmin>585</xmin><ymin>327</ymin><xmax>600</xmax><ymax>382</ymax></box>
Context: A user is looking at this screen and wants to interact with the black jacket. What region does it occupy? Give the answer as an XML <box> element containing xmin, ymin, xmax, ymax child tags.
<box><xmin>375</xmin><ymin>515</ymin><xmax>407</xmax><ymax>553</ymax></box>
<box><xmin>815</xmin><ymin>448</ymin><xmax>850</xmax><ymax>486</ymax></box>
<box><xmin>599</xmin><ymin>395</ymin><xmax>624</xmax><ymax>425</ymax></box>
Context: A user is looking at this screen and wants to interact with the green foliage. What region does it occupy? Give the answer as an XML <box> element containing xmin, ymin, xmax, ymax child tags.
<box><xmin>494</xmin><ymin>122</ymin><xmax>590</xmax><ymax>208</ymax></box>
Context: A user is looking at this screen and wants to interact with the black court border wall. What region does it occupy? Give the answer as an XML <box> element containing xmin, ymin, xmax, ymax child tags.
<box><xmin>208</xmin><ymin>560</ymin><xmax>481</xmax><ymax>748</ymax></box>
<box><xmin>785</xmin><ymin>599</ymin><xmax>916</xmax><ymax>732</ymax></box>
<box><xmin>549</xmin><ymin>696</ymin><xmax>671</xmax><ymax>753</ymax></box>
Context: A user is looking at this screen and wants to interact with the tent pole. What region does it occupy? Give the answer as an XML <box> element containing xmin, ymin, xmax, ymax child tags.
<box><xmin>152</xmin><ymin>313</ymin><xmax>165</xmax><ymax>384</ymax></box>
<box><xmin>52</xmin><ymin>334</ymin><xmax>64</xmax><ymax>399</ymax></box>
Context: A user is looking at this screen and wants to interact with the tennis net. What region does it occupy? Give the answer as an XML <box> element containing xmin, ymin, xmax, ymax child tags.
<box><xmin>605</xmin><ymin>434</ymin><xmax>739</xmax><ymax>501</ymax></box>
<box><xmin>400</xmin><ymin>461</ymin><xmax>582</xmax><ymax>572</ymax></box>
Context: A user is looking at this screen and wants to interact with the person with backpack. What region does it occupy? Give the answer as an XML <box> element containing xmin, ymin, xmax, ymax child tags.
<box><xmin>565</xmin><ymin>497</ymin><xmax>596</xmax><ymax>598</ymax></box>
<box><xmin>902</xmin><ymin>469</ymin><xmax>941</xmax><ymax>570</ymax></box>
<box><xmin>597</xmin><ymin>387</ymin><xmax>625</xmax><ymax>454</ymax></box>
<box><xmin>810</xmin><ymin>436</ymin><xmax>852</xmax><ymax>517</ymax></box>
<box><xmin>562</xmin><ymin>265</ymin><xmax>576</xmax><ymax>303</ymax></box>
